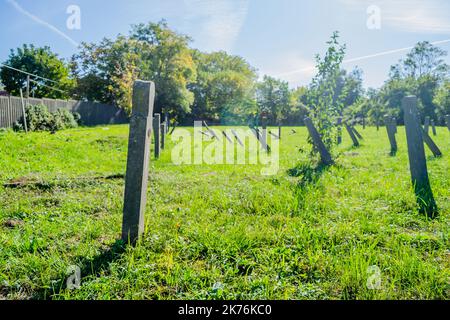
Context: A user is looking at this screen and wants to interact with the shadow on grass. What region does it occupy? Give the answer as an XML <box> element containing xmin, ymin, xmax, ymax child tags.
<box><xmin>287</xmin><ymin>162</ymin><xmax>331</xmax><ymax>191</ymax></box>
<box><xmin>35</xmin><ymin>239</ymin><xmax>126</xmax><ymax>300</ymax></box>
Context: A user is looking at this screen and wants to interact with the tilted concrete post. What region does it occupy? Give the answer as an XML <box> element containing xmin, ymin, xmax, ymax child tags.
<box><xmin>424</xmin><ymin>116</ymin><xmax>430</xmax><ymax>135</ymax></box>
<box><xmin>345</xmin><ymin>123</ymin><xmax>359</xmax><ymax>147</ymax></box>
<box><xmin>153</xmin><ymin>114</ymin><xmax>161</xmax><ymax>158</ymax></box>
<box><xmin>337</xmin><ymin>117</ymin><xmax>342</xmax><ymax>145</ymax></box>
<box><xmin>160</xmin><ymin>122</ymin><xmax>165</xmax><ymax>150</ymax></box>
<box><xmin>402</xmin><ymin>96</ymin><xmax>437</xmax><ymax>217</ymax></box>
<box><xmin>422</xmin><ymin>128</ymin><xmax>442</xmax><ymax>157</ymax></box>
<box><xmin>122</xmin><ymin>81</ymin><xmax>155</xmax><ymax>244</ymax></box>
<box><xmin>304</xmin><ymin>117</ymin><xmax>333</xmax><ymax>166</ymax></box>
<box><xmin>431</xmin><ymin>119</ymin><xmax>436</xmax><ymax>136</ymax></box>
<box><xmin>384</xmin><ymin>115</ymin><xmax>397</xmax><ymax>155</ymax></box>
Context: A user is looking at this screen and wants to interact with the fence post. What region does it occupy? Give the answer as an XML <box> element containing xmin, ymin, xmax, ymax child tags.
<box><xmin>445</xmin><ymin>115</ymin><xmax>450</xmax><ymax>131</ymax></box>
<box><xmin>402</xmin><ymin>96</ymin><xmax>437</xmax><ymax>217</ymax></box>
<box><xmin>153</xmin><ymin>114</ymin><xmax>161</xmax><ymax>158</ymax></box>
<box><xmin>384</xmin><ymin>115</ymin><xmax>397</xmax><ymax>155</ymax></box>
<box><xmin>121</xmin><ymin>80</ymin><xmax>155</xmax><ymax>244</ymax></box>
<box><xmin>304</xmin><ymin>117</ymin><xmax>333</xmax><ymax>166</ymax></box>
<box><xmin>19</xmin><ymin>89</ymin><xmax>28</xmax><ymax>133</ymax></box>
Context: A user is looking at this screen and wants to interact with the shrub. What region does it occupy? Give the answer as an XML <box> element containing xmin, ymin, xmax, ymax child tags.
<box><xmin>13</xmin><ymin>104</ymin><xmax>79</xmax><ymax>132</ymax></box>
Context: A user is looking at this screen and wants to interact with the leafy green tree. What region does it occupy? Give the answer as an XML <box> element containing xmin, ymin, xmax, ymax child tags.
<box><xmin>130</xmin><ymin>21</ymin><xmax>197</xmax><ymax>118</ymax></box>
<box><xmin>256</xmin><ymin>75</ymin><xmax>291</xmax><ymax>125</ymax></box>
<box><xmin>433</xmin><ymin>80</ymin><xmax>450</xmax><ymax>124</ymax></box>
<box><xmin>390</xmin><ymin>41</ymin><xmax>449</xmax><ymax>80</ymax></box>
<box><xmin>189</xmin><ymin>50</ymin><xmax>257</xmax><ymax>124</ymax></box>
<box><xmin>71</xmin><ymin>36</ymin><xmax>140</xmax><ymax>114</ymax></box>
<box><xmin>306</xmin><ymin>31</ymin><xmax>346</xmax><ymax>152</ymax></box>
<box><xmin>0</xmin><ymin>44</ymin><xmax>75</xmax><ymax>99</ymax></box>
<box><xmin>379</xmin><ymin>41</ymin><xmax>449</xmax><ymax>123</ymax></box>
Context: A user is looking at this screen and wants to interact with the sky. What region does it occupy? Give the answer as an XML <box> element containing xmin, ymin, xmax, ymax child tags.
<box><xmin>0</xmin><ymin>0</ymin><xmax>450</xmax><ymax>89</ymax></box>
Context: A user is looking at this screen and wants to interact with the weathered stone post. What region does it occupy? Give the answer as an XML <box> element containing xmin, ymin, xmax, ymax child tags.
<box><xmin>392</xmin><ymin>117</ymin><xmax>397</xmax><ymax>134</ymax></box>
<box><xmin>153</xmin><ymin>114</ymin><xmax>161</xmax><ymax>158</ymax></box>
<box><xmin>362</xmin><ymin>117</ymin><xmax>366</xmax><ymax>129</ymax></box>
<box><xmin>165</xmin><ymin>112</ymin><xmax>169</xmax><ymax>134</ymax></box>
<box><xmin>422</xmin><ymin>128</ymin><xmax>442</xmax><ymax>157</ymax></box>
<box><xmin>304</xmin><ymin>117</ymin><xmax>333</xmax><ymax>166</ymax></box>
<box><xmin>278</xmin><ymin>125</ymin><xmax>281</xmax><ymax>139</ymax></box>
<box><xmin>122</xmin><ymin>81</ymin><xmax>155</xmax><ymax>244</ymax></box>
<box><xmin>352</xmin><ymin>125</ymin><xmax>363</xmax><ymax>140</ymax></box>
<box><xmin>402</xmin><ymin>96</ymin><xmax>437</xmax><ymax>217</ymax></box>
<box><xmin>345</xmin><ymin>122</ymin><xmax>359</xmax><ymax>147</ymax></box>
<box><xmin>337</xmin><ymin>117</ymin><xmax>343</xmax><ymax>145</ymax></box>
<box><xmin>160</xmin><ymin>122</ymin><xmax>166</xmax><ymax>150</ymax></box>
<box><xmin>446</xmin><ymin>115</ymin><xmax>450</xmax><ymax>131</ymax></box>
<box><xmin>384</xmin><ymin>115</ymin><xmax>397</xmax><ymax>155</ymax></box>
<box><xmin>424</xmin><ymin>116</ymin><xmax>430</xmax><ymax>135</ymax></box>
<box><xmin>431</xmin><ymin>119</ymin><xmax>436</xmax><ymax>136</ymax></box>
<box><xmin>261</xmin><ymin>115</ymin><xmax>268</xmax><ymax>152</ymax></box>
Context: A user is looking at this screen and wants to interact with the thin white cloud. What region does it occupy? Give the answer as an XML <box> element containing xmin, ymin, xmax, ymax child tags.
<box><xmin>183</xmin><ymin>0</ymin><xmax>249</xmax><ymax>52</ymax></box>
<box><xmin>6</xmin><ymin>0</ymin><xmax>79</xmax><ymax>47</ymax></box>
<box><xmin>274</xmin><ymin>39</ymin><xmax>450</xmax><ymax>86</ymax></box>
<box><xmin>339</xmin><ymin>0</ymin><xmax>450</xmax><ymax>34</ymax></box>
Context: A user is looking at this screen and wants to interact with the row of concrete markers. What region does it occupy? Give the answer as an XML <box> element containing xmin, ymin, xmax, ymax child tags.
<box><xmin>121</xmin><ymin>80</ymin><xmax>448</xmax><ymax>244</ymax></box>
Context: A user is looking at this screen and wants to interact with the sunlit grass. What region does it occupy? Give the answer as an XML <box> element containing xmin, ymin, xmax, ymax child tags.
<box><xmin>0</xmin><ymin>125</ymin><xmax>448</xmax><ymax>299</ymax></box>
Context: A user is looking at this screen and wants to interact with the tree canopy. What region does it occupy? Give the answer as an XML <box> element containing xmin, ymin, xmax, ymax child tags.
<box><xmin>0</xmin><ymin>44</ymin><xmax>74</xmax><ymax>99</ymax></box>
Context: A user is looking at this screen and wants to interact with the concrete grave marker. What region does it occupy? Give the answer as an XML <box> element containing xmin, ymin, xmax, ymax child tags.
<box><xmin>402</xmin><ymin>96</ymin><xmax>437</xmax><ymax>217</ymax></box>
<box><xmin>384</xmin><ymin>115</ymin><xmax>397</xmax><ymax>155</ymax></box>
<box><xmin>337</xmin><ymin>117</ymin><xmax>343</xmax><ymax>145</ymax></box>
<box><xmin>431</xmin><ymin>119</ymin><xmax>436</xmax><ymax>136</ymax></box>
<box><xmin>345</xmin><ymin>123</ymin><xmax>359</xmax><ymax>147</ymax></box>
<box><xmin>122</xmin><ymin>80</ymin><xmax>155</xmax><ymax>244</ymax></box>
<box><xmin>153</xmin><ymin>114</ymin><xmax>161</xmax><ymax>158</ymax></box>
<box><xmin>231</xmin><ymin>129</ymin><xmax>244</xmax><ymax>146</ymax></box>
<box><xmin>424</xmin><ymin>116</ymin><xmax>430</xmax><ymax>135</ymax></box>
<box><xmin>304</xmin><ymin>117</ymin><xmax>333</xmax><ymax>165</ymax></box>
<box><xmin>422</xmin><ymin>128</ymin><xmax>442</xmax><ymax>157</ymax></box>
<box><xmin>160</xmin><ymin>122</ymin><xmax>166</xmax><ymax>150</ymax></box>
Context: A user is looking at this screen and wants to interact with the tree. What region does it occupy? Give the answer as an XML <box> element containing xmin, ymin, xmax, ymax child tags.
<box><xmin>306</xmin><ymin>31</ymin><xmax>346</xmax><ymax>152</ymax></box>
<box><xmin>0</xmin><ymin>44</ymin><xmax>75</xmax><ymax>99</ymax></box>
<box><xmin>71</xmin><ymin>36</ymin><xmax>140</xmax><ymax>113</ymax></box>
<box><xmin>130</xmin><ymin>21</ymin><xmax>197</xmax><ymax>118</ymax></box>
<box><xmin>188</xmin><ymin>50</ymin><xmax>257</xmax><ymax>124</ymax></box>
<box><xmin>390</xmin><ymin>41</ymin><xmax>449</xmax><ymax>80</ymax></box>
<box><xmin>256</xmin><ymin>75</ymin><xmax>291</xmax><ymax>125</ymax></box>
<box><xmin>380</xmin><ymin>41</ymin><xmax>449</xmax><ymax>123</ymax></box>
<box><xmin>433</xmin><ymin>81</ymin><xmax>450</xmax><ymax>124</ymax></box>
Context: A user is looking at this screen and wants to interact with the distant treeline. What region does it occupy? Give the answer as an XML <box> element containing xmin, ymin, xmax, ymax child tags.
<box><xmin>1</xmin><ymin>21</ymin><xmax>449</xmax><ymax>126</ymax></box>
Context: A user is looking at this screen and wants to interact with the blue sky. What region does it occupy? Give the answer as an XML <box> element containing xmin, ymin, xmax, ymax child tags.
<box><xmin>1</xmin><ymin>0</ymin><xmax>449</xmax><ymax>89</ymax></box>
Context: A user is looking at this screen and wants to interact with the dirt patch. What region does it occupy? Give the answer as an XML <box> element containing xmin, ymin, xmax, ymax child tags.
<box><xmin>3</xmin><ymin>219</ymin><xmax>24</xmax><ymax>229</ymax></box>
<box><xmin>3</xmin><ymin>174</ymin><xmax>125</xmax><ymax>190</ymax></box>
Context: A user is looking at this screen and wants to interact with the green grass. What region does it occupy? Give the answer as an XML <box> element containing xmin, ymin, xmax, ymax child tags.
<box><xmin>0</xmin><ymin>124</ymin><xmax>448</xmax><ymax>300</ymax></box>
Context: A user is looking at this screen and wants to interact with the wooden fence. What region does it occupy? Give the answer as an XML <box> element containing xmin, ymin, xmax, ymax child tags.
<box><xmin>0</xmin><ymin>95</ymin><xmax>129</xmax><ymax>128</ymax></box>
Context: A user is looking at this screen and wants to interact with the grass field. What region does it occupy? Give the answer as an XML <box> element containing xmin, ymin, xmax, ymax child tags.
<box><xmin>0</xmin><ymin>125</ymin><xmax>448</xmax><ymax>300</ymax></box>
